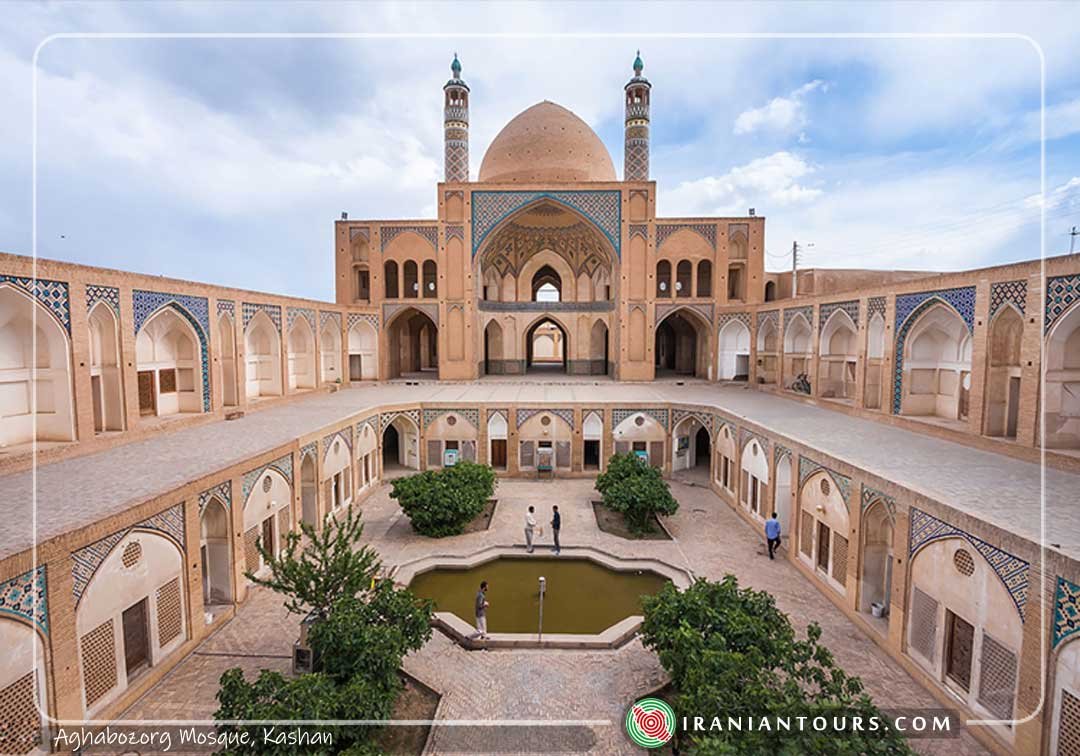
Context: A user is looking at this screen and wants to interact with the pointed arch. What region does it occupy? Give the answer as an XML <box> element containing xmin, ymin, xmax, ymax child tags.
<box><xmin>859</xmin><ymin>499</ymin><xmax>894</xmax><ymax>618</ymax></box>
<box><xmin>655</xmin><ymin>306</ymin><xmax>711</xmax><ymax>379</ymax></box>
<box><xmin>898</xmin><ymin>302</ymin><xmax>971</xmax><ymax>420</ymax></box>
<box><xmin>348</xmin><ymin>320</ymin><xmax>377</xmax><ymax>381</ymax></box>
<box><xmin>319</xmin><ymin>318</ymin><xmax>342</xmax><ymax>383</ymax></box>
<box><xmin>483</xmin><ymin>318</ymin><xmax>504</xmax><ymax>375</ymax></box>
<box><xmin>0</xmin><ymin>283</ymin><xmax>75</xmax><ymax>446</ymax></box>
<box><xmin>136</xmin><ymin>304</ymin><xmax>205</xmax><ymax>417</ymax></box>
<box><xmin>218</xmin><ymin>313</ymin><xmax>238</xmax><ymax>407</ymax></box>
<box><xmin>819</xmin><ymin>309</ymin><xmax>858</xmax><ymax>400</ymax></box>
<box><xmin>985</xmin><ymin>305</ymin><xmax>1024</xmax><ymax>438</ymax></box>
<box><xmin>1045</xmin><ymin>300</ymin><xmax>1080</xmax><ymax>449</ymax></box>
<box><xmin>717</xmin><ymin>319</ymin><xmax>750</xmax><ymax>380</ymax></box>
<box><xmin>386</xmin><ymin>307</ymin><xmax>438</xmax><ymax>378</ymax></box>
<box><xmin>88</xmin><ymin>301</ymin><xmax>124</xmax><ymax>432</ymax></box>
<box><xmin>524</xmin><ymin>313</ymin><xmax>570</xmax><ymax>375</ymax></box>
<box><xmin>286</xmin><ymin>317</ymin><xmax>316</xmax><ymax>391</ymax></box>
<box><xmin>200</xmin><ymin>497</ymin><xmax>232</xmax><ymax>605</ymax></box>
<box><xmin>244</xmin><ymin>309</ymin><xmax>282</xmax><ymax>400</ymax></box>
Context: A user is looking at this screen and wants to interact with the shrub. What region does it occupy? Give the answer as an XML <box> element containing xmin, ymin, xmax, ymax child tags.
<box><xmin>640</xmin><ymin>576</ymin><xmax>912</xmax><ymax>755</ymax></box>
<box><xmin>595</xmin><ymin>453</ymin><xmax>678</xmax><ymax>533</ymax></box>
<box><xmin>390</xmin><ymin>461</ymin><xmax>496</xmax><ymax>537</ymax></box>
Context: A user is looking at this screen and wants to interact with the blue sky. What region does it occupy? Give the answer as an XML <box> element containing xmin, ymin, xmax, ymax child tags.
<box><xmin>1</xmin><ymin>2</ymin><xmax>1078</xmax><ymax>301</ymax></box>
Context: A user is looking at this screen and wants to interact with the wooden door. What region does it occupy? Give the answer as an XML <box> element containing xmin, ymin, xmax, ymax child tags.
<box><xmin>946</xmin><ymin>611</ymin><xmax>975</xmax><ymax>691</ymax></box>
<box><xmin>817</xmin><ymin>522</ymin><xmax>831</xmax><ymax>572</ymax></box>
<box><xmin>122</xmin><ymin>598</ymin><xmax>149</xmax><ymax>679</ymax></box>
<box><xmin>261</xmin><ymin>517</ymin><xmax>275</xmax><ymax>560</ymax></box>
<box><xmin>490</xmin><ymin>439</ymin><xmax>507</xmax><ymax>469</ymax></box>
<box><xmin>137</xmin><ymin>371</ymin><xmax>156</xmax><ymax>416</ymax></box>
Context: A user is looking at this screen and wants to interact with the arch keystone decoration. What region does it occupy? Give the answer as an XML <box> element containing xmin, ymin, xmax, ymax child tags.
<box><xmin>471</xmin><ymin>190</ymin><xmax>622</xmax><ymax>258</ymax></box>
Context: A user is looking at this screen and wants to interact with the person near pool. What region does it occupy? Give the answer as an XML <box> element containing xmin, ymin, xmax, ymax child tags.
<box><xmin>551</xmin><ymin>505</ymin><xmax>561</xmax><ymax>554</ymax></box>
<box><xmin>525</xmin><ymin>506</ymin><xmax>541</xmax><ymax>553</ymax></box>
<box><xmin>471</xmin><ymin>580</ymin><xmax>489</xmax><ymax>640</ymax></box>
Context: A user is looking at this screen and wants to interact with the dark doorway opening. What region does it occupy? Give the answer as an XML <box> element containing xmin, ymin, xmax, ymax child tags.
<box><xmin>694</xmin><ymin>426</ymin><xmax>710</xmax><ymax>467</ymax></box>
<box><xmin>383</xmin><ymin>424</ymin><xmax>400</xmax><ymax>467</ymax></box>
<box><xmin>584</xmin><ymin>440</ymin><xmax>601</xmax><ymax>470</ymax></box>
<box><xmin>122</xmin><ymin>598</ymin><xmax>150</xmax><ymax>679</ymax></box>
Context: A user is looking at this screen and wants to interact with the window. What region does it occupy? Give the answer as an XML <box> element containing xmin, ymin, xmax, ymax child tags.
<box><xmin>422</xmin><ymin>260</ymin><xmax>437</xmax><ymax>298</ymax></box>
<box><xmin>356</xmin><ymin>269</ymin><xmax>370</xmax><ymax>301</ymax></box>
<box><xmin>656</xmin><ymin>260</ymin><xmax>671</xmax><ymax>297</ymax></box>
<box><xmin>403</xmin><ymin>261</ymin><xmax>418</xmax><ymax>297</ymax></box>
<box><xmin>697</xmin><ymin>260</ymin><xmax>712</xmax><ymax>297</ymax></box>
<box><xmin>727</xmin><ymin>265</ymin><xmax>743</xmax><ymax>300</ymax></box>
<box><xmin>816</xmin><ymin>521</ymin><xmax>831</xmax><ymax>572</ymax></box>
<box><xmin>158</xmin><ymin>369</ymin><xmax>177</xmax><ymax>394</ymax></box>
<box><xmin>676</xmin><ymin>261</ymin><xmax>692</xmax><ymax>298</ymax></box>
<box><xmin>384</xmin><ymin>261</ymin><xmax>399</xmax><ymax>298</ymax></box>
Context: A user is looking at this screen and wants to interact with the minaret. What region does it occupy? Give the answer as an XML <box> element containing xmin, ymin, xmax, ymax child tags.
<box><xmin>623</xmin><ymin>51</ymin><xmax>651</xmax><ymax>181</ymax></box>
<box><xmin>443</xmin><ymin>53</ymin><xmax>470</xmax><ymax>182</ymax></box>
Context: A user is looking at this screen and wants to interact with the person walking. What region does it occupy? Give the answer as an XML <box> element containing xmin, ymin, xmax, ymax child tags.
<box><xmin>525</xmin><ymin>506</ymin><xmax>539</xmax><ymax>553</ymax></box>
<box><xmin>471</xmin><ymin>581</ymin><xmax>489</xmax><ymax>640</ymax></box>
<box><xmin>551</xmin><ymin>505</ymin><xmax>561</xmax><ymax>554</ymax></box>
<box><xmin>765</xmin><ymin>512</ymin><xmax>782</xmax><ymax>560</ymax></box>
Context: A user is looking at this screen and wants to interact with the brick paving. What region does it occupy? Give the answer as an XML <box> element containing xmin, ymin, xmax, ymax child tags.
<box><xmin>121</xmin><ymin>479</ymin><xmax>987</xmax><ymax>755</ymax></box>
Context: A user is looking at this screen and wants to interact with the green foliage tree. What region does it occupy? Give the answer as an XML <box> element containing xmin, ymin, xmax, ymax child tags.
<box><xmin>640</xmin><ymin>576</ymin><xmax>913</xmax><ymax>755</ymax></box>
<box><xmin>247</xmin><ymin>504</ymin><xmax>380</xmax><ymax>619</ymax></box>
<box><xmin>595</xmin><ymin>452</ymin><xmax>678</xmax><ymax>533</ymax></box>
<box><xmin>390</xmin><ymin>460</ymin><xmax>496</xmax><ymax>537</ymax></box>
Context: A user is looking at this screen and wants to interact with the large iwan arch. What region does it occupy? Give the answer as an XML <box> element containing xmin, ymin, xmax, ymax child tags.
<box><xmin>136</xmin><ymin>306</ymin><xmax>204</xmax><ymax>418</ymax></box>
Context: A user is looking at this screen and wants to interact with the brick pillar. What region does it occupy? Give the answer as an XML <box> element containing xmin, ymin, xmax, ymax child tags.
<box><xmin>183</xmin><ymin>497</ymin><xmax>208</xmax><ymax>640</ymax></box>
<box><xmin>1013</xmin><ymin>561</ymin><xmax>1051</xmax><ymax>754</ymax></box>
<box><xmin>853</xmin><ymin>299</ymin><xmax>868</xmax><ymax>408</ymax></box>
<box><xmin>883</xmin><ymin>295</ymin><xmax>899</xmax><ymax>415</ymax></box>
<box><xmin>966</xmin><ymin>279</ymin><xmax>992</xmax><ymax>435</ymax></box>
<box><xmin>230</xmin><ymin>472</ymin><xmax>249</xmax><ymax>604</ymax></box>
<box><xmin>118</xmin><ymin>284</ymin><xmax>143</xmax><ymax>427</ymax></box>
<box><xmin>68</xmin><ymin>282</ymin><xmax>96</xmax><ymax>441</ymax></box>
<box><xmin>749</xmin><ymin>312</ymin><xmax>759</xmax><ymax>385</ymax></box>
<box><xmin>45</xmin><ymin>552</ymin><xmax>83</xmax><ymax>720</ymax></box>
<box><xmin>572</xmin><ymin>407</ymin><xmax>583</xmax><ymax>472</ymax></box>
<box><xmin>778</xmin><ymin>311</ymin><xmax>788</xmax><ymax>391</ymax></box>
<box><xmin>887</xmin><ymin>506</ymin><xmax>911</xmax><ymax>654</ymax></box>
<box><xmin>844</xmin><ymin>488</ymin><xmax>861</xmax><ymax>614</ymax></box>
<box><xmin>508</xmin><ymin>409</ymin><xmax>520</xmax><ymax>476</ymax></box>
<box><xmin>1015</xmin><ymin>273</ymin><xmax>1043</xmax><ymax>448</ymax></box>
<box><xmin>477</xmin><ymin>409</ymin><xmax>489</xmax><ymax>466</ymax></box>
<box><xmin>809</xmin><ymin>305</ymin><xmax>821</xmax><ymax>398</ymax></box>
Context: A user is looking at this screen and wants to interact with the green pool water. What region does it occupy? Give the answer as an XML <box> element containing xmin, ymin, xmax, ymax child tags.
<box><xmin>407</xmin><ymin>557</ymin><xmax>669</xmax><ymax>634</ymax></box>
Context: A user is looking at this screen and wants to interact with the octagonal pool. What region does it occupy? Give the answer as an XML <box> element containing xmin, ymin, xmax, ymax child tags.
<box><xmin>407</xmin><ymin>556</ymin><xmax>669</xmax><ymax>635</ymax></box>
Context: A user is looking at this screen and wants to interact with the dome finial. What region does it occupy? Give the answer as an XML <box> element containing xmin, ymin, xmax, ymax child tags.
<box><xmin>633</xmin><ymin>50</ymin><xmax>643</xmax><ymax>75</ymax></box>
<box><xmin>451</xmin><ymin>52</ymin><xmax>462</xmax><ymax>77</ymax></box>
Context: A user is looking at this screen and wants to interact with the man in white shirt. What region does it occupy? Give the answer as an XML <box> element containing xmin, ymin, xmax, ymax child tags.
<box><xmin>525</xmin><ymin>505</ymin><xmax>540</xmax><ymax>553</ymax></box>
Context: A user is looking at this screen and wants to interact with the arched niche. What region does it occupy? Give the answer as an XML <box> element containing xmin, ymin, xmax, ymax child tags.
<box><xmin>286</xmin><ymin>318</ymin><xmax>316</xmax><ymax>391</ymax></box>
<box><xmin>798</xmin><ymin>470</ymin><xmax>850</xmax><ymax>594</ymax></box>
<box><xmin>0</xmin><ymin>617</ymin><xmax>48</xmax><ymax>751</ymax></box>
<box><xmin>671</xmin><ymin>415</ymin><xmax>711</xmax><ymax>473</ymax></box>
<box><xmin>858</xmin><ymin>500</ymin><xmax>894</xmax><ymax>619</ymax></box>
<box><xmin>900</xmin><ymin>303</ymin><xmax>971</xmax><ymax>421</ymax></box>
<box><xmin>985</xmin><ymin>306</ymin><xmax>1023</xmax><ymax>438</ymax></box>
<box><xmin>382</xmin><ymin>414</ymin><xmax>419</xmax><ymax>470</ymax></box>
<box><xmin>864</xmin><ymin>312</ymin><xmax>887</xmax><ymax>410</ymax></box>
<box><xmin>136</xmin><ymin>305</ymin><xmax>204</xmax><ymax>417</ymax></box>
<box><xmin>355</xmin><ymin>423</ymin><xmax>378</xmax><ymax>489</ymax></box>
<box><xmin>655</xmin><ymin>308</ymin><xmax>711</xmax><ymax>379</ymax></box>
<box><xmin>219</xmin><ymin>314</ymin><xmax>239</xmax><ymax>407</ymax></box>
<box><xmin>319</xmin><ymin>319</ymin><xmax>342</xmax><ymax>384</ymax></box>
<box><xmin>517</xmin><ymin>410</ymin><xmax>573</xmax><ymax>471</ymax></box>
<box><xmin>714</xmin><ymin>423</ymin><xmax>737</xmax><ymax>493</ymax></box>
<box><xmin>0</xmin><ymin>284</ymin><xmax>74</xmax><ymax>446</ymax></box>
<box><xmin>244</xmin><ymin>310</ymin><xmax>282</xmax><ymax>400</ymax></box>
<box><xmin>348</xmin><ymin>320</ymin><xmax>377</xmax><ymax>381</ymax></box>
<box><xmin>88</xmin><ymin>302</ymin><xmax>124</xmax><ymax>432</ymax></box>
<box><xmin>200</xmin><ymin>498</ymin><xmax>232</xmax><ymax>606</ymax></box>
<box><xmin>818</xmin><ymin>310</ymin><xmax>858</xmax><ymax>400</ymax></box>
<box><xmin>77</xmin><ymin>530</ymin><xmax>185</xmax><ymax>713</ymax></box>
<box><xmin>717</xmin><ymin>319</ymin><xmax>750</xmax><ymax>381</ymax></box>
<box><xmin>739</xmin><ymin>437</ymin><xmax>770</xmax><ymax>516</ymax></box>
<box><xmin>613</xmin><ymin>412</ymin><xmax>666</xmax><ymax>467</ymax></box>
<box><xmin>1045</xmin><ymin>301</ymin><xmax>1080</xmax><ymax>449</ymax></box>
<box><xmin>242</xmin><ymin>468</ymin><xmax>291</xmax><ymax>575</ymax></box>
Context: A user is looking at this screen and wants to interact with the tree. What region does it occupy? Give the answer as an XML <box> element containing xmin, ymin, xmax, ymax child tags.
<box><xmin>390</xmin><ymin>461</ymin><xmax>496</xmax><ymax>537</ymax></box>
<box><xmin>595</xmin><ymin>453</ymin><xmax>678</xmax><ymax>533</ymax></box>
<box><xmin>247</xmin><ymin>504</ymin><xmax>380</xmax><ymax>618</ymax></box>
<box><xmin>640</xmin><ymin>577</ymin><xmax>912</xmax><ymax>755</ymax></box>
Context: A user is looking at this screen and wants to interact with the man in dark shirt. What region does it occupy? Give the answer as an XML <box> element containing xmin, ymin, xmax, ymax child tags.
<box><xmin>551</xmin><ymin>505</ymin><xmax>561</xmax><ymax>555</ymax></box>
<box><xmin>472</xmin><ymin>580</ymin><xmax>489</xmax><ymax>640</ymax></box>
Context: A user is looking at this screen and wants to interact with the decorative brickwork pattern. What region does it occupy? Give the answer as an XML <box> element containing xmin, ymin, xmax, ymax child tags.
<box><xmin>380</xmin><ymin>225</ymin><xmax>438</xmax><ymax>252</ymax></box>
<box><xmin>832</xmin><ymin>534</ymin><xmax>849</xmax><ymax>586</ymax></box>
<box><xmin>471</xmin><ymin>190</ymin><xmax>621</xmax><ymax>258</ymax></box>
<box><xmin>892</xmin><ymin>287</ymin><xmax>976</xmax><ymax>413</ymax></box>
<box><xmin>1046</xmin><ymin>274</ymin><xmax>1080</xmax><ymax>333</ymax></box>
<box><xmin>445</xmin><ymin>225</ymin><xmax>465</xmax><ymax>242</ymax></box>
<box><xmin>71</xmin><ymin>505</ymin><xmax>185</xmax><ymax>604</ymax></box>
<box><xmin>322</xmin><ymin>429</ymin><xmax>352</xmax><ymax>463</ymax></box>
<box><xmin>133</xmin><ymin>290</ymin><xmax>211</xmax><ymax>411</ymax></box>
<box><xmin>424</xmin><ymin>408</ymin><xmax>480</xmax><ymax>430</ymax></box>
<box><xmin>860</xmin><ymin>484</ymin><xmax>898</xmax><ymax>521</ymax></box>
<box><xmin>1054</xmin><ymin>576</ymin><xmax>1080</xmax><ymax>648</ymax></box>
<box><xmin>990</xmin><ymin>280</ymin><xmax>1027</xmax><ymax>318</ymax></box>
<box><xmin>867</xmin><ymin>296</ymin><xmax>887</xmax><ymax>320</ymax></box>
<box><xmin>241</xmin><ymin>454</ymin><xmax>293</xmax><ymax>502</ymax></box>
<box><xmin>243</xmin><ymin>528</ymin><xmax>260</xmax><ymax>574</ymax></box>
<box><xmin>155</xmin><ymin>578</ymin><xmax>183</xmax><ymax>647</ymax></box>
<box><xmin>286</xmin><ymin>306</ymin><xmax>316</xmax><ymax>333</ymax></box>
<box><xmin>656</xmin><ymin>223</ymin><xmax>716</xmax><ymax>250</ymax></box>
<box><xmin>299</xmin><ymin>440</ymin><xmax>317</xmax><ymax>466</ymax></box>
<box><xmin>380</xmin><ymin>409</ymin><xmax>421</xmax><ymax>432</ymax></box>
<box><xmin>628</xmin><ymin>224</ymin><xmax>648</xmax><ymax>241</ymax></box>
<box><xmin>655</xmin><ymin>302</ymin><xmax>713</xmax><ymax>327</ymax></box>
<box><xmin>216</xmin><ymin>299</ymin><xmax>235</xmax><ymax>319</ymax></box>
<box><xmin>0</xmin><ymin>567</ymin><xmax>48</xmax><ymax>636</ymax></box>
<box><xmin>783</xmin><ymin>305</ymin><xmax>814</xmax><ymax>330</ymax></box>
<box><xmin>383</xmin><ymin>301</ymin><xmax>438</xmax><ymax>327</ymax></box>
<box><xmin>349</xmin><ymin>226</ymin><xmax>370</xmax><ymax>242</ymax></box>
<box><xmin>0</xmin><ymin>275</ymin><xmax>70</xmax><ymax>332</ymax></box>
<box><xmin>242</xmin><ymin>302</ymin><xmax>282</xmax><ymax>332</ymax></box>
<box><xmin>671</xmin><ymin>408</ymin><xmax>712</xmax><ymax>434</ymax></box>
<box><xmin>976</xmin><ymin>632</ymin><xmax>1017</xmax><ymax>720</ymax></box>
<box><xmin>0</xmin><ymin>670</ymin><xmax>40</xmax><ymax>754</ymax></box>
<box><xmin>798</xmin><ymin>456</ymin><xmax>851</xmax><ymax>509</ymax></box>
<box><xmin>800</xmin><ymin>512</ymin><xmax>813</xmax><ymax>557</ymax></box>
<box><xmin>198</xmin><ymin>481</ymin><xmax>232</xmax><ymax>515</ymax></box>
<box><xmin>320</xmin><ymin>310</ymin><xmax>342</xmax><ymax>332</ymax></box>
<box><xmin>515</xmin><ymin>408</ymin><xmax>574</xmax><ymax>430</ymax></box>
<box><xmin>818</xmin><ymin>300</ymin><xmax>859</xmax><ymax>333</ymax></box>
<box><xmin>757</xmin><ymin>309</ymin><xmax>779</xmax><ymax>331</ymax></box>
<box><xmin>347</xmin><ymin>312</ymin><xmax>379</xmax><ymax>332</ymax></box>
<box><xmin>909</xmin><ymin>507</ymin><xmax>1029</xmax><ymax>619</ymax></box>
<box><xmin>909</xmin><ymin>587</ymin><xmax>939</xmax><ymax>663</ymax></box>
<box><xmin>717</xmin><ymin>312</ymin><xmax>751</xmax><ymax>331</ymax></box>
<box><xmin>1059</xmin><ymin>689</ymin><xmax>1080</xmax><ymax>755</ymax></box>
<box><xmin>612</xmin><ymin>408</ymin><xmax>669</xmax><ymax>431</ymax></box>
<box><xmin>80</xmin><ymin>619</ymin><xmax>117</xmax><ymax>707</ymax></box>
<box><xmin>738</xmin><ymin>426</ymin><xmax>771</xmax><ymax>454</ymax></box>
<box><xmin>86</xmin><ymin>284</ymin><xmax>120</xmax><ymax>316</ymax></box>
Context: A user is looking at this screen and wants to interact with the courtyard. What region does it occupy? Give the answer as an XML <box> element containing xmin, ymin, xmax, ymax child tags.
<box><xmin>121</xmin><ymin>476</ymin><xmax>987</xmax><ymax>754</ymax></box>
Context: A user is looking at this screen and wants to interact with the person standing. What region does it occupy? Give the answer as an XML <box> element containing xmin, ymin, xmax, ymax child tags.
<box><xmin>471</xmin><ymin>580</ymin><xmax>490</xmax><ymax>640</ymax></box>
<box><xmin>551</xmin><ymin>505</ymin><xmax>561</xmax><ymax>554</ymax></box>
<box><xmin>765</xmin><ymin>512</ymin><xmax>782</xmax><ymax>560</ymax></box>
<box><xmin>525</xmin><ymin>506</ymin><xmax>539</xmax><ymax>553</ymax></box>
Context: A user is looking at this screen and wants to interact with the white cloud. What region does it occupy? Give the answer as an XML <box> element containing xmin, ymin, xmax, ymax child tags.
<box><xmin>663</xmin><ymin>152</ymin><xmax>822</xmax><ymax>216</ymax></box>
<box><xmin>733</xmin><ymin>80</ymin><xmax>826</xmax><ymax>136</ymax></box>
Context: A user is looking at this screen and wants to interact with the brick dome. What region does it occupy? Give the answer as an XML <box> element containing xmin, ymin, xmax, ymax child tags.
<box><xmin>478</xmin><ymin>101</ymin><xmax>616</xmax><ymax>183</ymax></box>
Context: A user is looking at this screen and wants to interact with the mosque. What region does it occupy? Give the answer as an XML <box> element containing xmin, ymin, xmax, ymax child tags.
<box><xmin>0</xmin><ymin>53</ymin><xmax>1078</xmax><ymax>755</ymax></box>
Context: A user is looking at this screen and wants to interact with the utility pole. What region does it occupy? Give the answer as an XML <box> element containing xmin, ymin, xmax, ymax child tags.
<box><xmin>792</xmin><ymin>240</ymin><xmax>799</xmax><ymax>297</ymax></box>
<box><xmin>1070</xmin><ymin>226</ymin><xmax>1078</xmax><ymax>255</ymax></box>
